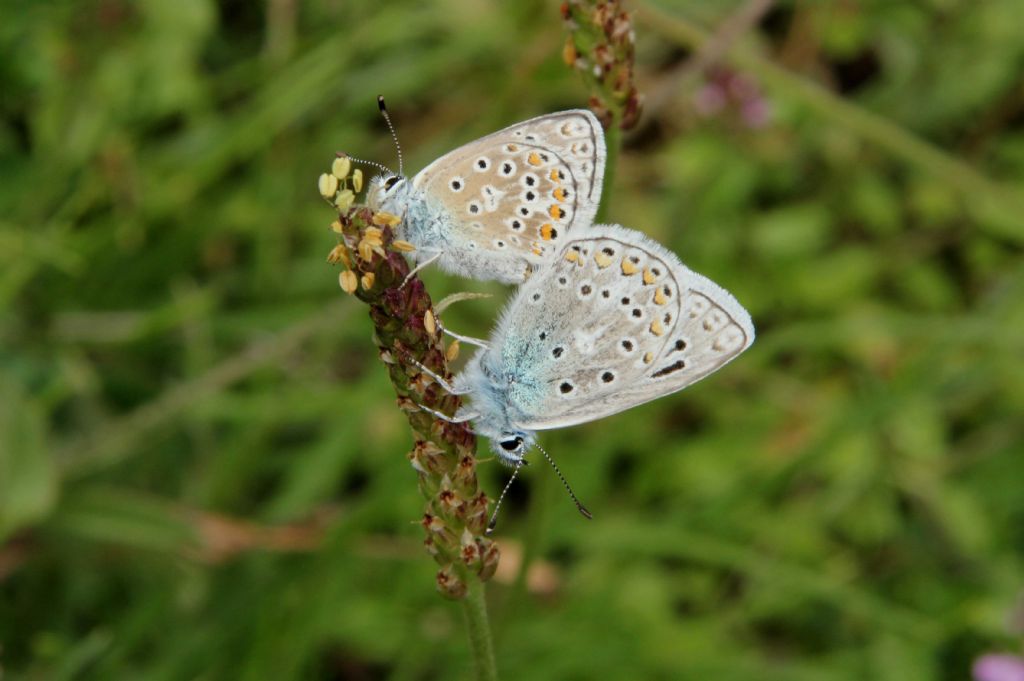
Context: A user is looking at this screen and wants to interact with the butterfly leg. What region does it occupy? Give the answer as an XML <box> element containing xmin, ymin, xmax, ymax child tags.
<box><xmin>438</xmin><ymin>322</ymin><xmax>490</xmax><ymax>350</ymax></box>
<box><xmin>414</xmin><ymin>402</ymin><xmax>476</xmax><ymax>424</ymax></box>
<box><xmin>403</xmin><ymin>354</ymin><xmax>471</xmax><ymax>395</ymax></box>
<box><xmin>399</xmin><ymin>251</ymin><xmax>443</xmax><ymax>289</ymax></box>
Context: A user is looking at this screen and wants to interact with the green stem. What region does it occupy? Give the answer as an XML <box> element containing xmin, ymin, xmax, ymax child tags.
<box><xmin>637</xmin><ymin>2</ymin><xmax>1024</xmax><ymax>241</ymax></box>
<box><xmin>461</xmin><ymin>578</ymin><xmax>499</xmax><ymax>681</ymax></box>
<box><xmin>596</xmin><ymin>115</ymin><xmax>621</xmax><ymax>224</ymax></box>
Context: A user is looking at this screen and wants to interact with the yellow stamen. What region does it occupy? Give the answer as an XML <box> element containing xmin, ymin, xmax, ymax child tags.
<box><xmin>334</xmin><ymin>189</ymin><xmax>355</xmax><ymax>211</ymax></box>
<box><xmin>372</xmin><ymin>211</ymin><xmax>401</xmax><ymax>227</ymax></box>
<box><xmin>392</xmin><ymin>240</ymin><xmax>416</xmax><ymax>252</ymax></box>
<box><xmin>327</xmin><ymin>244</ymin><xmax>351</xmax><ymax>267</ymax></box>
<box><xmin>318</xmin><ymin>173</ymin><xmax>339</xmax><ymax>198</ymax></box>
<box><xmin>424</xmin><ymin>309</ymin><xmax>436</xmax><ymax>337</ymax></box>
<box><xmin>352</xmin><ymin>168</ymin><xmax>363</xmax><ymax>193</ymax></box>
<box><xmin>331</xmin><ymin>156</ymin><xmax>351</xmax><ymax>180</ymax></box>
<box><xmin>330</xmin><ymin>220</ymin><xmax>343</xmax><ymax>234</ymax></box>
<box><xmin>360</xmin><ymin>272</ymin><xmax>375</xmax><ymax>290</ymax></box>
<box><xmin>339</xmin><ymin>270</ymin><xmax>357</xmax><ymax>294</ymax></box>
<box><xmin>446</xmin><ymin>340</ymin><xmax>460</xmax><ymax>362</ymax></box>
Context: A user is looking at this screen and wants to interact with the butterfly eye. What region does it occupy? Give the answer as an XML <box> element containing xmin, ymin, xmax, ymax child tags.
<box><xmin>384</xmin><ymin>176</ymin><xmax>401</xmax><ymax>190</ymax></box>
<box><xmin>499</xmin><ymin>437</ymin><xmax>522</xmax><ymax>452</ymax></box>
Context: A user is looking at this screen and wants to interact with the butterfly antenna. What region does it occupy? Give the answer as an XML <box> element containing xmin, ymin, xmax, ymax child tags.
<box><xmin>377</xmin><ymin>95</ymin><xmax>404</xmax><ymax>177</ymax></box>
<box><xmin>536</xmin><ymin>442</ymin><xmax>593</xmax><ymax>520</ymax></box>
<box><xmin>337</xmin><ymin>152</ymin><xmax>393</xmax><ymax>177</ymax></box>
<box><xmin>486</xmin><ymin>460</ymin><xmax>524</xmax><ymax>535</ymax></box>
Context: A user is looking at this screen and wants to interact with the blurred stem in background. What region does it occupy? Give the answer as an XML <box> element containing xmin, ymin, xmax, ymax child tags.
<box><xmin>562</xmin><ymin>0</ymin><xmax>643</xmax><ymax>222</ymax></box>
<box><xmin>319</xmin><ymin>161</ymin><xmax>500</xmax><ymax>678</ymax></box>
<box><xmin>636</xmin><ymin>1</ymin><xmax>1024</xmax><ymax>240</ymax></box>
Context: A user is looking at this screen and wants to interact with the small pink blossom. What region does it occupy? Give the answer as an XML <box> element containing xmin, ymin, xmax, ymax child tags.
<box><xmin>974</xmin><ymin>654</ymin><xmax>1024</xmax><ymax>681</ymax></box>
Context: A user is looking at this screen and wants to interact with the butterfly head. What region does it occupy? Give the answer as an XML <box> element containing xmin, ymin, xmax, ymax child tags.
<box><xmin>487</xmin><ymin>431</ymin><xmax>535</xmax><ymax>466</ymax></box>
<box><xmin>366</xmin><ymin>173</ymin><xmax>410</xmax><ymax>214</ymax></box>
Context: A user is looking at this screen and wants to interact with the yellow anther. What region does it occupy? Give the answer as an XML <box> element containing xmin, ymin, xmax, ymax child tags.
<box><xmin>352</xmin><ymin>168</ymin><xmax>363</xmax><ymax>192</ymax></box>
<box><xmin>446</xmin><ymin>340</ymin><xmax>460</xmax><ymax>362</ymax></box>
<box><xmin>643</xmin><ymin>268</ymin><xmax>656</xmax><ymax>285</ymax></box>
<box><xmin>327</xmin><ymin>244</ymin><xmax>351</xmax><ymax>267</ymax></box>
<box><xmin>654</xmin><ymin>288</ymin><xmax>668</xmax><ymax>305</ymax></box>
<box><xmin>358</xmin><ymin>240</ymin><xmax>375</xmax><ymax>262</ymax></box>
<box><xmin>360</xmin><ymin>272</ymin><xmax>375</xmax><ymax>290</ymax></box>
<box><xmin>595</xmin><ymin>252</ymin><xmax>612</xmax><ymax>268</ymax></box>
<box><xmin>650</xmin><ymin>319</ymin><xmax>665</xmax><ymax>336</ymax></box>
<box><xmin>334</xmin><ymin>189</ymin><xmax>355</xmax><ymax>211</ymax></box>
<box><xmin>330</xmin><ymin>220</ymin><xmax>343</xmax><ymax>234</ymax></box>
<box><xmin>331</xmin><ymin>156</ymin><xmax>351</xmax><ymax>180</ymax></box>
<box><xmin>372</xmin><ymin>211</ymin><xmax>401</xmax><ymax>227</ymax></box>
<box><xmin>363</xmin><ymin>227</ymin><xmax>384</xmax><ymax>245</ymax></box>
<box><xmin>528</xmin><ymin>152</ymin><xmax>542</xmax><ymax>166</ymax></box>
<box><xmin>424</xmin><ymin>309</ymin><xmax>437</xmax><ymax>337</ymax></box>
<box><xmin>621</xmin><ymin>258</ymin><xmax>638</xmax><ymax>275</ymax></box>
<box><xmin>339</xmin><ymin>270</ymin><xmax>357</xmax><ymax>294</ymax></box>
<box><xmin>318</xmin><ymin>173</ymin><xmax>339</xmax><ymax>198</ymax></box>
<box><xmin>392</xmin><ymin>240</ymin><xmax>416</xmax><ymax>252</ymax></box>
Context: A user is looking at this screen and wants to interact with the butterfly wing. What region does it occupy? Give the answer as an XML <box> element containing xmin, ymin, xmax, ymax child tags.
<box><xmin>488</xmin><ymin>224</ymin><xmax>754</xmax><ymax>431</ymax></box>
<box><xmin>411</xmin><ymin>110</ymin><xmax>605</xmax><ymax>282</ymax></box>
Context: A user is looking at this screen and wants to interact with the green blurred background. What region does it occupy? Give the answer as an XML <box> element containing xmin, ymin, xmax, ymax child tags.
<box><xmin>2</xmin><ymin>0</ymin><xmax>1023</xmax><ymax>678</ymax></box>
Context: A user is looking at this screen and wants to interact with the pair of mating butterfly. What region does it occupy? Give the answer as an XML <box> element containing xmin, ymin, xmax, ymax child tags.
<box><xmin>360</xmin><ymin>100</ymin><xmax>754</xmax><ymax>525</ymax></box>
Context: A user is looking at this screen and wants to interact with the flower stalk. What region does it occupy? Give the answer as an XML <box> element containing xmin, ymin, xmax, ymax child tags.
<box><xmin>319</xmin><ymin>158</ymin><xmax>499</xmax><ymax>675</ymax></box>
<box><xmin>561</xmin><ymin>0</ymin><xmax>642</xmax><ymax>221</ymax></box>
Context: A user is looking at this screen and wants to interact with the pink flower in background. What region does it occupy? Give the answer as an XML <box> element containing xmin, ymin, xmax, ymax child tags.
<box><xmin>973</xmin><ymin>654</ymin><xmax>1024</xmax><ymax>681</ymax></box>
<box><xmin>692</xmin><ymin>67</ymin><xmax>771</xmax><ymax>129</ymax></box>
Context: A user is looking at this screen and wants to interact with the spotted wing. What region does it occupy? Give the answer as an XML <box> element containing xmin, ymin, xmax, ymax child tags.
<box><xmin>490</xmin><ymin>224</ymin><xmax>754</xmax><ymax>431</ymax></box>
<box><xmin>412</xmin><ymin>110</ymin><xmax>605</xmax><ymax>268</ymax></box>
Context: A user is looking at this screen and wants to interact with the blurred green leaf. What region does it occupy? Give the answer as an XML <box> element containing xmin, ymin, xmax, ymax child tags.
<box><xmin>0</xmin><ymin>375</ymin><xmax>57</xmax><ymax>541</ymax></box>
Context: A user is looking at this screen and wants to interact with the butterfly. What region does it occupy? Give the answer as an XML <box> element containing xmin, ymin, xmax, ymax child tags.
<box><xmin>415</xmin><ymin>224</ymin><xmax>755</xmax><ymax>522</ymax></box>
<box><xmin>366</xmin><ymin>108</ymin><xmax>606</xmax><ymax>284</ymax></box>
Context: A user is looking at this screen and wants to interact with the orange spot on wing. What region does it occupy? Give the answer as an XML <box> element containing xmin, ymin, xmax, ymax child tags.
<box><xmin>528</xmin><ymin>152</ymin><xmax>542</xmax><ymax>166</ymax></box>
<box><xmin>653</xmin><ymin>288</ymin><xmax>668</xmax><ymax>305</ymax></box>
<box><xmin>642</xmin><ymin>268</ymin><xmax>656</xmax><ymax>285</ymax></box>
<box><xmin>621</xmin><ymin>258</ymin><xmax>638</xmax><ymax>275</ymax></box>
<box><xmin>565</xmin><ymin>250</ymin><xmax>579</xmax><ymax>262</ymax></box>
<box><xmin>548</xmin><ymin>205</ymin><xmax>565</xmax><ymax>219</ymax></box>
<box><xmin>553</xmin><ymin>188</ymin><xmax>566</xmax><ymax>202</ymax></box>
<box><xmin>549</xmin><ymin>169</ymin><xmax>560</xmax><ymax>182</ymax></box>
<box><xmin>643</xmin><ymin>352</ymin><xmax>653</xmax><ymax>364</ymax></box>
<box><xmin>540</xmin><ymin>223</ymin><xmax>554</xmax><ymax>241</ymax></box>
<box><xmin>595</xmin><ymin>252</ymin><xmax>612</xmax><ymax>268</ymax></box>
<box><xmin>650</xmin><ymin>319</ymin><xmax>665</xmax><ymax>337</ymax></box>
